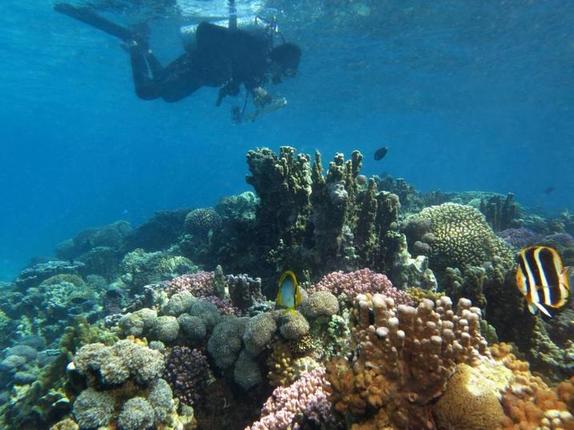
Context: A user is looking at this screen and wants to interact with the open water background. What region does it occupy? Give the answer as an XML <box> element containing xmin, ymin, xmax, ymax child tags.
<box><xmin>1</xmin><ymin>0</ymin><xmax>573</xmax><ymax>280</ymax></box>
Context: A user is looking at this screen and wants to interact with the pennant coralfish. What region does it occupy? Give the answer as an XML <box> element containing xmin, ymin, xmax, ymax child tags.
<box><xmin>276</xmin><ymin>271</ymin><xmax>303</xmax><ymax>311</ymax></box>
<box><xmin>515</xmin><ymin>245</ymin><xmax>571</xmax><ymax>317</ymax></box>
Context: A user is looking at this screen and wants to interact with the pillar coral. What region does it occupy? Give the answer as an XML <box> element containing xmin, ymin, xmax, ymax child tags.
<box><xmin>244</xmin><ymin>146</ymin><xmax>403</xmax><ymax>281</ymax></box>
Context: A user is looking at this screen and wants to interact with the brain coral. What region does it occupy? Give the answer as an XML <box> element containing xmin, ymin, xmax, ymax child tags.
<box><xmin>433</xmin><ymin>362</ymin><xmax>510</xmax><ymax>430</ymax></box>
<box><xmin>407</xmin><ymin>203</ymin><xmax>513</xmax><ymax>269</ymax></box>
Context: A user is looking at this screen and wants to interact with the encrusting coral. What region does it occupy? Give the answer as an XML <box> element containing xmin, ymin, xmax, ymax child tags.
<box><xmin>491</xmin><ymin>343</ymin><xmax>574</xmax><ymax>430</ymax></box>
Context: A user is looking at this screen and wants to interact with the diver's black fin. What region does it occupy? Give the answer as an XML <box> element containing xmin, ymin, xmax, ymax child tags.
<box><xmin>54</xmin><ymin>3</ymin><xmax>134</xmax><ymax>41</ymax></box>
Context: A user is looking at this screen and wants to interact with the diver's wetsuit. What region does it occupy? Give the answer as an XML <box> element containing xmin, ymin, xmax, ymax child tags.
<box><xmin>130</xmin><ymin>22</ymin><xmax>272</xmax><ymax>102</ymax></box>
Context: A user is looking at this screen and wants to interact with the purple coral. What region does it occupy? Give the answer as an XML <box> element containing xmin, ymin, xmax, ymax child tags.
<box><xmin>165</xmin><ymin>272</ymin><xmax>243</xmax><ymax>315</ymax></box>
<box><xmin>165</xmin><ymin>271</ymin><xmax>214</xmax><ymax>297</ymax></box>
<box><xmin>308</xmin><ymin>268</ymin><xmax>411</xmax><ymax>305</ymax></box>
<box><xmin>246</xmin><ymin>368</ymin><xmax>336</xmax><ymax>430</ymax></box>
<box><xmin>497</xmin><ymin>227</ymin><xmax>541</xmax><ymax>249</ymax></box>
<box><xmin>203</xmin><ymin>295</ymin><xmax>239</xmax><ymax>316</ymax></box>
<box><xmin>163</xmin><ymin>346</ymin><xmax>212</xmax><ymax>407</ymax></box>
<box><xmin>542</xmin><ymin>232</ymin><xmax>574</xmax><ymax>248</ymax></box>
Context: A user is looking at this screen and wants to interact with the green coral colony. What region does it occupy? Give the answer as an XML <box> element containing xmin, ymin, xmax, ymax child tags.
<box><xmin>1</xmin><ymin>146</ymin><xmax>574</xmax><ymax>430</ymax></box>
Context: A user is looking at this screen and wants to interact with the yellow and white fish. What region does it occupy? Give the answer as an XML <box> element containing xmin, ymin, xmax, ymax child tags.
<box><xmin>515</xmin><ymin>245</ymin><xmax>571</xmax><ymax>317</ymax></box>
<box><xmin>276</xmin><ymin>270</ymin><xmax>303</xmax><ymax>310</ymax></box>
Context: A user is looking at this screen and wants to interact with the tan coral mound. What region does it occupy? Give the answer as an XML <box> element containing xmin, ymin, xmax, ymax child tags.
<box><xmin>433</xmin><ymin>361</ymin><xmax>511</xmax><ymax>430</ymax></box>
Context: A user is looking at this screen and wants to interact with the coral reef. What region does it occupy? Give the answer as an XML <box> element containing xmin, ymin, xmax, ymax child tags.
<box><xmin>67</xmin><ymin>338</ymin><xmax>194</xmax><ymax>429</ymax></box>
<box><xmin>15</xmin><ymin>260</ymin><xmax>86</xmax><ymax>291</ymax></box>
<box><xmin>123</xmin><ymin>209</ymin><xmax>189</xmax><ymax>252</ymax></box>
<box><xmin>327</xmin><ymin>293</ymin><xmax>490</xmax><ymax>429</ymax></box>
<box><xmin>3</xmin><ymin>145</ymin><xmax>574</xmax><ymax>430</ymax></box>
<box><xmin>433</xmin><ymin>361</ymin><xmax>510</xmax><ymax>430</ymax></box>
<box><xmin>73</xmin><ymin>338</ymin><xmax>164</xmax><ymax>386</ymax></box>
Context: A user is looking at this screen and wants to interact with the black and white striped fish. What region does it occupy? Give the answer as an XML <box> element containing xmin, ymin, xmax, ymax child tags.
<box><xmin>515</xmin><ymin>245</ymin><xmax>571</xmax><ymax>317</ymax></box>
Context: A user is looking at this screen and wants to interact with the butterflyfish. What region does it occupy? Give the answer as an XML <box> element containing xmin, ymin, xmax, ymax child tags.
<box><xmin>276</xmin><ymin>270</ymin><xmax>303</xmax><ymax>310</ymax></box>
<box><xmin>515</xmin><ymin>245</ymin><xmax>571</xmax><ymax>317</ymax></box>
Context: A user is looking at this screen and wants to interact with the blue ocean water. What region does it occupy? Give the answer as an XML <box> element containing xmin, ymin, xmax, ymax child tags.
<box><xmin>1</xmin><ymin>0</ymin><xmax>573</xmax><ymax>280</ymax></box>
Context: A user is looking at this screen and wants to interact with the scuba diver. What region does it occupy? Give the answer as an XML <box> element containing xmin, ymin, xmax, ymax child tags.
<box><xmin>54</xmin><ymin>1</ymin><xmax>301</xmax><ymax>122</ymax></box>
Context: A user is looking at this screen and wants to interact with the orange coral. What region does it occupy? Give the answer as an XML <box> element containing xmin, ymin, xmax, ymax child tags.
<box><xmin>490</xmin><ymin>343</ymin><xmax>574</xmax><ymax>430</ymax></box>
<box><xmin>558</xmin><ymin>378</ymin><xmax>574</xmax><ymax>410</ymax></box>
<box><xmin>328</xmin><ymin>294</ymin><xmax>490</xmax><ymax>429</ymax></box>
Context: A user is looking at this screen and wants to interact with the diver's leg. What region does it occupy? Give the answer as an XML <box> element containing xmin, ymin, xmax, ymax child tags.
<box><xmin>144</xmin><ymin>51</ymin><xmax>165</xmax><ymax>79</ymax></box>
<box><xmin>156</xmin><ymin>54</ymin><xmax>204</xmax><ymax>102</ymax></box>
<box><xmin>128</xmin><ymin>45</ymin><xmax>161</xmax><ymax>100</ymax></box>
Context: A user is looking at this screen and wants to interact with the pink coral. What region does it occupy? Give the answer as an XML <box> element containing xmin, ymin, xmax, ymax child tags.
<box><xmin>166</xmin><ymin>272</ymin><xmax>239</xmax><ymax>315</ymax></box>
<box><xmin>165</xmin><ymin>271</ymin><xmax>214</xmax><ymax>297</ymax></box>
<box><xmin>203</xmin><ymin>295</ymin><xmax>239</xmax><ymax>316</ymax></box>
<box><xmin>308</xmin><ymin>268</ymin><xmax>411</xmax><ymax>305</ymax></box>
<box><xmin>246</xmin><ymin>368</ymin><xmax>336</xmax><ymax>430</ymax></box>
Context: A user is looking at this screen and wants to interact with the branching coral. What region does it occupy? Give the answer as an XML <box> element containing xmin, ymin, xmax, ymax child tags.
<box><xmin>247</xmin><ymin>368</ymin><xmax>337</xmax><ymax>430</ymax></box>
<box><xmin>165</xmin><ymin>272</ymin><xmax>215</xmax><ymax>298</ymax></box>
<box><xmin>479</xmin><ymin>193</ymin><xmax>520</xmax><ymax>232</ymax></box>
<box><xmin>163</xmin><ymin>346</ymin><xmax>213</xmax><ymax>407</ymax></box>
<box><xmin>308</xmin><ymin>269</ymin><xmax>411</xmax><ymax>305</ymax></box>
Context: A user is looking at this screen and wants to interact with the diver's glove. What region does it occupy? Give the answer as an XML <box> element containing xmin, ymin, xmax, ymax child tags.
<box><xmin>237</xmin><ymin>87</ymin><xmax>287</xmax><ymax>122</ymax></box>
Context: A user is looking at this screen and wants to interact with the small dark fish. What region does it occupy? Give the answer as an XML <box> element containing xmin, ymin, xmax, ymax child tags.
<box><xmin>515</xmin><ymin>245</ymin><xmax>570</xmax><ymax>317</ymax></box>
<box><xmin>374</xmin><ymin>146</ymin><xmax>388</xmax><ymax>161</ymax></box>
<box><xmin>544</xmin><ymin>186</ymin><xmax>555</xmax><ymax>195</ymax></box>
